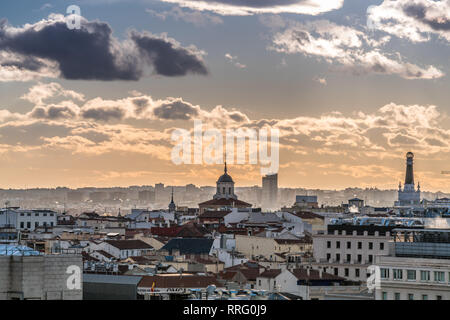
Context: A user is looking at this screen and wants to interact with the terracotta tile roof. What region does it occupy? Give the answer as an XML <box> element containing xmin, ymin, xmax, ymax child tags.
<box><xmin>274</xmin><ymin>236</ymin><xmax>312</xmax><ymax>245</ymax></box>
<box><xmin>95</xmin><ymin>250</ymin><xmax>115</xmax><ymax>259</ymax></box>
<box><xmin>238</xmin><ymin>268</ymin><xmax>260</xmax><ymax>281</ymax></box>
<box><xmin>199</xmin><ymin>211</ymin><xmax>231</xmax><ymax>219</ymax></box>
<box><xmin>150</xmin><ymin>226</ymin><xmax>181</xmax><ymax>237</ymax></box>
<box><xmin>258</xmin><ymin>269</ymin><xmax>281</xmax><ymax>278</ymax></box>
<box><xmin>138</xmin><ymin>275</ymin><xmax>221</xmax><ymax>289</ymax></box>
<box><xmin>104</xmin><ymin>239</ymin><xmax>153</xmax><ymax>250</ymax></box>
<box><xmin>292</xmin><ymin>212</ymin><xmax>324</xmax><ymax>220</ymax></box>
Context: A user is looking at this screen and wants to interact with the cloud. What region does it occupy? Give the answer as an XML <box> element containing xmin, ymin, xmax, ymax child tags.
<box><xmin>367</xmin><ymin>0</ymin><xmax>450</xmax><ymax>43</ymax></box>
<box><xmin>30</xmin><ymin>102</ymin><xmax>80</xmax><ymax>120</ymax></box>
<box><xmin>153</xmin><ymin>98</ymin><xmax>200</xmax><ymax>120</ymax></box>
<box><xmin>225</xmin><ymin>53</ymin><xmax>246</xmax><ymax>69</ymax></box>
<box><xmin>270</xmin><ymin>20</ymin><xmax>444</xmax><ymax>79</ymax></box>
<box><xmin>146</xmin><ymin>7</ymin><xmax>223</xmax><ymax>26</ymax></box>
<box><xmin>131</xmin><ymin>31</ymin><xmax>208</xmax><ymax>76</ymax></box>
<box><xmin>0</xmin><ymin>14</ymin><xmax>208</xmax><ymax>81</ymax></box>
<box><xmin>1</xmin><ymin>83</ymin><xmax>450</xmax><ymax>190</ymax></box>
<box><xmin>314</xmin><ymin>76</ymin><xmax>327</xmax><ymax>85</ymax></box>
<box><xmin>159</xmin><ymin>0</ymin><xmax>344</xmax><ymax>16</ymax></box>
<box><xmin>21</xmin><ymin>82</ymin><xmax>85</xmax><ymax>105</ymax></box>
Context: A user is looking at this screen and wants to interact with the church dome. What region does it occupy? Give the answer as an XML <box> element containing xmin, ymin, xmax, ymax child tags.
<box><xmin>218</xmin><ymin>173</ymin><xmax>234</xmax><ymax>183</ymax></box>
<box><xmin>217</xmin><ymin>162</ymin><xmax>234</xmax><ymax>183</ymax></box>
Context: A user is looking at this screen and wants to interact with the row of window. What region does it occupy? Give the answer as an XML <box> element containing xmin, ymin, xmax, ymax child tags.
<box><xmin>326</xmin><ymin>240</ymin><xmax>384</xmax><ymax>250</ymax></box>
<box><xmin>382</xmin><ymin>292</ymin><xmax>443</xmax><ymax>300</ymax></box>
<box><xmin>20</xmin><ymin>212</ymin><xmax>54</xmax><ymax>217</ymax></box>
<box><xmin>326</xmin><ymin>253</ymin><xmax>374</xmax><ymax>263</ymax></box>
<box><xmin>20</xmin><ymin>221</ymin><xmax>54</xmax><ymax>228</ymax></box>
<box><xmin>322</xmin><ymin>267</ymin><xmax>366</xmax><ymax>278</ymax></box>
<box><xmin>381</xmin><ymin>268</ymin><xmax>448</xmax><ymax>283</ymax></box>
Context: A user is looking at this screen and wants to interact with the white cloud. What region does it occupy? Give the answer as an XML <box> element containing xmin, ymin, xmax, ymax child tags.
<box><xmin>146</xmin><ymin>7</ymin><xmax>223</xmax><ymax>26</ymax></box>
<box><xmin>225</xmin><ymin>53</ymin><xmax>246</xmax><ymax>69</ymax></box>
<box><xmin>270</xmin><ymin>20</ymin><xmax>444</xmax><ymax>79</ymax></box>
<box><xmin>159</xmin><ymin>0</ymin><xmax>344</xmax><ymax>16</ymax></box>
<box><xmin>367</xmin><ymin>0</ymin><xmax>450</xmax><ymax>43</ymax></box>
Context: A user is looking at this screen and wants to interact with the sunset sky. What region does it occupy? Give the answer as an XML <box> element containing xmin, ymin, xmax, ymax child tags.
<box><xmin>0</xmin><ymin>0</ymin><xmax>449</xmax><ymax>191</ymax></box>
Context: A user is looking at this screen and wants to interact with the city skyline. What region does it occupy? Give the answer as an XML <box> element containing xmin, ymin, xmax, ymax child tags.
<box><xmin>0</xmin><ymin>1</ymin><xmax>450</xmax><ymax>191</ymax></box>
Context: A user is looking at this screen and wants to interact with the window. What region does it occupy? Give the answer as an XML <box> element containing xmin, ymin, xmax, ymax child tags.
<box><xmin>382</xmin><ymin>292</ymin><xmax>388</xmax><ymax>300</ymax></box>
<box><xmin>26</xmin><ymin>222</ymin><xmax>31</xmax><ymax>229</ymax></box>
<box><xmin>368</xmin><ymin>255</ymin><xmax>373</xmax><ymax>263</ymax></box>
<box><xmin>347</xmin><ymin>241</ymin><xmax>351</xmax><ymax>249</ymax></box>
<box><xmin>344</xmin><ymin>268</ymin><xmax>349</xmax><ymax>277</ymax></box>
<box><xmin>35</xmin><ymin>222</ymin><xmax>39</xmax><ymax>228</ymax></box>
<box><xmin>368</xmin><ymin>242</ymin><xmax>373</xmax><ymax>250</ymax></box>
<box><xmin>326</xmin><ymin>253</ymin><xmax>331</xmax><ymax>261</ymax></box>
<box><xmin>380</xmin><ymin>243</ymin><xmax>384</xmax><ymax>250</ymax></box>
<box><xmin>258</xmin><ymin>280</ymin><xmax>261</xmax><ymax>286</ymax></box>
<box><xmin>380</xmin><ymin>268</ymin><xmax>389</xmax><ymax>279</ymax></box>
<box><xmin>20</xmin><ymin>222</ymin><xmax>24</xmax><ymax>228</ymax></box>
<box><xmin>437</xmin><ymin>295</ymin><xmax>442</xmax><ymax>300</ymax></box>
<box><xmin>421</xmin><ymin>270</ymin><xmax>430</xmax><ymax>281</ymax></box>
<box><xmin>27</xmin><ymin>213</ymin><xmax>31</xmax><ymax>217</ymax></box>
<box><xmin>408</xmin><ymin>294</ymin><xmax>414</xmax><ymax>300</ymax></box>
<box><xmin>346</xmin><ymin>254</ymin><xmax>351</xmax><ymax>263</ymax></box>
<box><xmin>336</xmin><ymin>241</ymin><xmax>340</xmax><ymax>249</ymax></box>
<box><xmin>407</xmin><ymin>270</ymin><xmax>416</xmax><ymax>281</ymax></box>
<box><xmin>394</xmin><ymin>293</ymin><xmax>401</xmax><ymax>300</ymax></box>
<box><xmin>358</xmin><ymin>242</ymin><xmax>362</xmax><ymax>249</ymax></box>
<box><xmin>334</xmin><ymin>268</ymin><xmax>338</xmax><ymax>276</ymax></box>
<box><xmin>327</xmin><ymin>241</ymin><xmax>331</xmax><ymax>249</ymax></box>
<box><xmin>422</xmin><ymin>295</ymin><xmax>428</xmax><ymax>300</ymax></box>
<box><xmin>393</xmin><ymin>269</ymin><xmax>403</xmax><ymax>280</ymax></box>
<box><xmin>357</xmin><ymin>254</ymin><xmax>362</xmax><ymax>263</ymax></box>
<box><xmin>355</xmin><ymin>269</ymin><xmax>360</xmax><ymax>278</ymax></box>
<box><xmin>336</xmin><ymin>254</ymin><xmax>340</xmax><ymax>262</ymax></box>
<box><xmin>434</xmin><ymin>271</ymin><xmax>445</xmax><ymax>283</ymax></box>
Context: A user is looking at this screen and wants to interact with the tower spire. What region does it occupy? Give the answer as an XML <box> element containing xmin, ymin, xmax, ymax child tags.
<box><xmin>405</xmin><ymin>152</ymin><xmax>415</xmax><ymax>185</ymax></box>
<box><xmin>224</xmin><ymin>161</ymin><xmax>227</xmax><ymax>174</ymax></box>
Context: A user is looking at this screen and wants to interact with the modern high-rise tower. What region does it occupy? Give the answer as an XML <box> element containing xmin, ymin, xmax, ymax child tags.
<box><xmin>262</xmin><ymin>173</ymin><xmax>278</xmax><ymax>211</ymax></box>
<box><xmin>395</xmin><ymin>152</ymin><xmax>421</xmax><ymax>206</ymax></box>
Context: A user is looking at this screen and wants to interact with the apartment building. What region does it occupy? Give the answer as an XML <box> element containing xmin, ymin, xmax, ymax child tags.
<box><xmin>311</xmin><ymin>217</ymin><xmax>424</xmax><ymax>282</ymax></box>
<box><xmin>0</xmin><ymin>208</ymin><xmax>57</xmax><ymax>231</ymax></box>
<box><xmin>375</xmin><ymin>228</ymin><xmax>450</xmax><ymax>300</ymax></box>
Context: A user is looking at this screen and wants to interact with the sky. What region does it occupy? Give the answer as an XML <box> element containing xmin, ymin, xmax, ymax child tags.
<box><xmin>0</xmin><ymin>0</ymin><xmax>449</xmax><ymax>191</ymax></box>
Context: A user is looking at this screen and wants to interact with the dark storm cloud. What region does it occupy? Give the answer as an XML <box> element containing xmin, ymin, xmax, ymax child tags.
<box><xmin>0</xmin><ymin>16</ymin><xmax>208</xmax><ymax>80</ymax></box>
<box><xmin>131</xmin><ymin>32</ymin><xmax>208</xmax><ymax>76</ymax></box>
<box><xmin>153</xmin><ymin>100</ymin><xmax>199</xmax><ymax>120</ymax></box>
<box><xmin>404</xmin><ymin>4</ymin><xmax>450</xmax><ymax>31</ymax></box>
